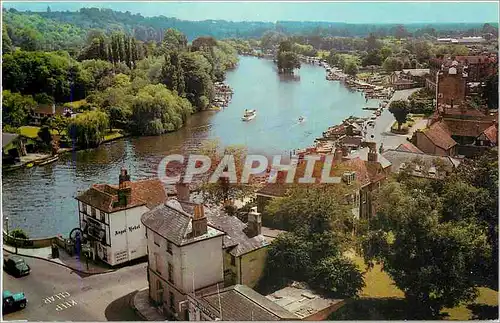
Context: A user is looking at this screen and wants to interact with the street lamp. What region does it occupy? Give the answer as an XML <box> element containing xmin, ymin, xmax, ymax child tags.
<box><xmin>4</xmin><ymin>216</ymin><xmax>9</xmax><ymax>235</ymax></box>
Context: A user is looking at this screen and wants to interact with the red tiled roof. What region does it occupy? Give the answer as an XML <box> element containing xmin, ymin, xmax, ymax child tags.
<box><xmin>423</xmin><ymin>122</ymin><xmax>457</xmax><ymax>150</ymax></box>
<box><xmin>443</xmin><ymin>119</ymin><xmax>493</xmax><ymax>137</ymax></box>
<box><xmin>482</xmin><ymin>124</ymin><xmax>498</xmax><ymax>144</ymax></box>
<box><xmin>77</xmin><ymin>179</ymin><xmax>167</xmax><ymax>213</ymax></box>
<box><xmin>395</xmin><ymin>142</ymin><xmax>424</xmax><ymax>154</ymax></box>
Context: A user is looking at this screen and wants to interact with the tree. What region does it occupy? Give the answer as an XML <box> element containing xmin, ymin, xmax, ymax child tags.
<box><xmin>162</xmin><ymin>28</ymin><xmax>188</xmax><ymax>52</ymax></box>
<box><xmin>363</xmin><ymin>180</ymin><xmax>492</xmax><ymax>318</ymax></box>
<box><xmin>383</xmin><ymin>56</ymin><xmax>403</xmax><ymax>72</ymax></box>
<box><xmin>389</xmin><ymin>100</ymin><xmax>409</xmax><ymax>130</ymax></box>
<box><xmin>197</xmin><ymin>140</ymin><xmax>256</xmax><ymax>208</ymax></box>
<box><xmin>67</xmin><ymin>110</ymin><xmax>109</xmax><ymax>148</ymax></box>
<box><xmin>10</xmin><ymin>228</ymin><xmax>29</xmax><ymax>240</ymax></box>
<box><xmin>38</xmin><ymin>126</ymin><xmax>52</xmax><ymax>146</ymax></box>
<box><xmin>49</xmin><ymin>114</ymin><xmax>69</xmax><ymax>135</ymax></box>
<box><xmin>265</xmin><ymin>185</ymin><xmax>353</xmax><ymax>236</ymax></box>
<box><xmin>2</xmin><ymin>23</ymin><xmax>14</xmax><ymax>54</ymax></box>
<box><xmin>161</xmin><ymin>50</ymin><xmax>185</xmax><ymax>95</ymax></box>
<box><xmin>483</xmin><ymin>71</ymin><xmax>499</xmax><ymax>110</ymax></box>
<box><xmin>344</xmin><ymin>60</ymin><xmax>359</xmax><ymax>77</ymax></box>
<box><xmin>310</xmin><ymin>256</ymin><xmax>365</xmax><ymax>298</ymax></box>
<box><xmin>2</xmin><ymin>90</ymin><xmax>36</xmax><ymax>127</ymax></box>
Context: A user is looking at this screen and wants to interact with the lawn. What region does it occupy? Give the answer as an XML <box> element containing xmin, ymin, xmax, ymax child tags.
<box><xmin>19</xmin><ymin>126</ymin><xmax>60</xmax><ymax>138</ymax></box>
<box><xmin>331</xmin><ymin>253</ymin><xmax>499</xmax><ymax>320</ymax></box>
<box><xmin>103</xmin><ymin>129</ymin><xmax>124</xmax><ymax>141</ymax></box>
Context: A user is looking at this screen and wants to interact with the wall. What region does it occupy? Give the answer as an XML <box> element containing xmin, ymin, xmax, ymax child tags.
<box><xmin>437</xmin><ymin>73</ymin><xmax>466</xmax><ymax>106</ymax></box>
<box><xmin>3</xmin><ymin>231</ymin><xmax>60</xmax><ymax>248</ymax></box>
<box><xmin>412</xmin><ymin>132</ymin><xmax>449</xmax><ymax>156</ymax></box>
<box><xmin>109</xmin><ymin>205</ymin><xmax>149</xmax><ymax>266</ymax></box>
<box><xmin>180</xmin><ymin>237</ymin><xmax>224</xmax><ymax>292</ymax></box>
<box><xmin>238</xmin><ymin>247</ymin><xmax>268</xmax><ymax>288</ymax></box>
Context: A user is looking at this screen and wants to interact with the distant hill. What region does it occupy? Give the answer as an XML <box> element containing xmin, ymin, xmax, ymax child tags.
<box><xmin>2</xmin><ymin>7</ymin><xmax>498</xmax><ymax>52</ymax></box>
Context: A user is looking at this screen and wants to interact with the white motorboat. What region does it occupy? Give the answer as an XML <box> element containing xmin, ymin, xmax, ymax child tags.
<box><xmin>298</xmin><ymin>116</ymin><xmax>305</xmax><ymax>123</ymax></box>
<box><xmin>242</xmin><ymin>109</ymin><xmax>256</xmax><ymax>121</ymax></box>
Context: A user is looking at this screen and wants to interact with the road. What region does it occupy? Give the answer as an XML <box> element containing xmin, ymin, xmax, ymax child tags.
<box><xmin>366</xmin><ymin>88</ymin><xmax>423</xmax><ymax>150</ymax></box>
<box><xmin>3</xmin><ymin>256</ymin><xmax>147</xmax><ymax>321</ymax></box>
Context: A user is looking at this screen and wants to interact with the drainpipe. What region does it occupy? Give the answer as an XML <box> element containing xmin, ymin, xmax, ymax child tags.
<box><xmin>239</xmin><ymin>257</ymin><xmax>242</xmax><ymax>285</ymax></box>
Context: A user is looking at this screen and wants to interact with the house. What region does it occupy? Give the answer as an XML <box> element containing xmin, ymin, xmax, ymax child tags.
<box><xmin>75</xmin><ymin>168</ymin><xmax>167</xmax><ymax>266</ymax></box>
<box><xmin>257</xmin><ymin>142</ymin><xmax>390</xmax><ymax>220</ymax></box>
<box><xmin>266</xmin><ymin>282</ymin><xmax>346</xmax><ymax>320</ymax></box>
<box><xmin>141</xmin><ymin>197</ymin><xmax>226</xmax><ymax>320</ymax></box>
<box><xmin>187</xmin><ymin>284</ymin><xmax>300</xmax><ymax>321</ymax></box>
<box><xmin>389</xmin><ymin>69</ymin><xmax>430</xmax><ymax>90</ymax></box>
<box><xmin>141</xmin><ymin>184</ymin><xmax>277</xmax><ymax>320</ymax></box>
<box><xmin>382</xmin><ymin>149</ymin><xmax>461</xmax><ymax>179</ymax></box>
<box><xmin>187</xmin><ymin>282</ymin><xmax>346</xmax><ymax>321</ymax></box>
<box><xmin>394</xmin><ymin>142</ymin><xmax>423</xmax><ymax>154</ymax></box>
<box><xmin>2</xmin><ymin>133</ymin><xmax>27</xmax><ymax>165</ymax></box>
<box><xmin>30</xmin><ymin>104</ymin><xmax>76</xmax><ymax>126</ymax></box>
<box><xmin>410</xmin><ymin>122</ymin><xmax>458</xmax><ymax>156</ymax></box>
<box><xmin>476</xmin><ymin>124</ymin><xmax>498</xmax><ymax>147</ymax></box>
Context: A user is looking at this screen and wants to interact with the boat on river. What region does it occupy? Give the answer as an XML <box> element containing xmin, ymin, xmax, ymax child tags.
<box><xmin>298</xmin><ymin>116</ymin><xmax>305</xmax><ymax>123</ymax></box>
<box><xmin>242</xmin><ymin>109</ymin><xmax>256</xmax><ymax>121</ymax></box>
<box><xmin>38</xmin><ymin>155</ymin><xmax>59</xmax><ymax>166</ymax></box>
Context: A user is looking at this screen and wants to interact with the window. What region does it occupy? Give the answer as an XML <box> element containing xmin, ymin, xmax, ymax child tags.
<box><xmin>169</xmin><ymin>292</ymin><xmax>176</xmax><ymax>312</ymax></box>
<box><xmin>168</xmin><ymin>263</ymin><xmax>174</xmax><ymax>284</ymax></box>
<box><xmin>100</xmin><ymin>211</ymin><xmax>106</xmax><ymax>223</ymax></box>
<box><xmin>90</xmin><ymin>207</ymin><xmax>96</xmax><ymax>217</ymax></box>
<box><xmin>155</xmin><ymin>254</ymin><xmax>161</xmax><ymax>274</ymax></box>
<box><xmin>154</xmin><ymin>233</ymin><xmax>161</xmax><ymax>247</ymax></box>
<box><xmin>167</xmin><ymin>241</ymin><xmax>172</xmax><ymax>254</ymax></box>
<box><xmin>230</xmin><ymin>255</ymin><xmax>236</xmax><ymax>266</ymax></box>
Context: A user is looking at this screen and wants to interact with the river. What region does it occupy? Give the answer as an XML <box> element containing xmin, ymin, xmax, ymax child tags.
<box><xmin>2</xmin><ymin>56</ymin><xmax>380</xmax><ymax>238</ymax></box>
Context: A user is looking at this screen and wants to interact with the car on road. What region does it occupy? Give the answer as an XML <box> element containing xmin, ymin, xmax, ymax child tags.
<box><xmin>3</xmin><ymin>255</ymin><xmax>31</xmax><ymax>277</ymax></box>
<box><xmin>3</xmin><ymin>290</ymin><xmax>28</xmax><ymax>313</ymax></box>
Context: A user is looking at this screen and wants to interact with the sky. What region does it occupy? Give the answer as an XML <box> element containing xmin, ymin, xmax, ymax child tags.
<box><xmin>2</xmin><ymin>1</ymin><xmax>499</xmax><ymax>24</ymax></box>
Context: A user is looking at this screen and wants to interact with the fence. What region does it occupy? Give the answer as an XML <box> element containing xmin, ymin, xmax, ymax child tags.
<box><xmin>3</xmin><ymin>230</ymin><xmax>68</xmax><ymax>249</ymax></box>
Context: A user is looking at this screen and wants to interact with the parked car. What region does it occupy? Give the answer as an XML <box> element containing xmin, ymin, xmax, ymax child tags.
<box><xmin>3</xmin><ymin>255</ymin><xmax>31</xmax><ymax>277</ymax></box>
<box><xmin>3</xmin><ymin>290</ymin><xmax>27</xmax><ymax>313</ymax></box>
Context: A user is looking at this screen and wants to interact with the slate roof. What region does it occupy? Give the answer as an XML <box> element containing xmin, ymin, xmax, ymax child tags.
<box><xmin>2</xmin><ymin>133</ymin><xmax>19</xmax><ymax>148</ymax></box>
<box><xmin>422</xmin><ymin>122</ymin><xmax>457</xmax><ymax>150</ymax></box>
<box><xmin>198</xmin><ymin>284</ymin><xmax>299</xmax><ymax>321</ymax></box>
<box><xmin>207</xmin><ymin>212</ymin><xmax>269</xmax><ymax>257</ymax></box>
<box><xmin>395</xmin><ymin>142</ymin><xmax>424</xmax><ymax>154</ymax></box>
<box><xmin>382</xmin><ymin>149</ymin><xmax>461</xmax><ymax>178</ymax></box>
<box><xmin>141</xmin><ymin>199</ymin><xmax>225</xmax><ymax>246</ymax></box>
<box><xmin>76</xmin><ymin>179</ymin><xmax>167</xmax><ymax>213</ymax></box>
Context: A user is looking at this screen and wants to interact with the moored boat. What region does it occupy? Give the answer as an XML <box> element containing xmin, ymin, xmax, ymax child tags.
<box><xmin>242</xmin><ymin>109</ymin><xmax>256</xmax><ymax>121</ymax></box>
<box><xmin>39</xmin><ymin>155</ymin><xmax>59</xmax><ymax>166</ymax></box>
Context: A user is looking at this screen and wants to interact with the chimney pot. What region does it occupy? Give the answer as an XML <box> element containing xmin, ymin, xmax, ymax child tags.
<box><xmin>192</xmin><ymin>204</ymin><xmax>208</xmax><ymax>237</ymax></box>
<box><xmin>246</xmin><ymin>207</ymin><xmax>262</xmax><ymax>238</ymax></box>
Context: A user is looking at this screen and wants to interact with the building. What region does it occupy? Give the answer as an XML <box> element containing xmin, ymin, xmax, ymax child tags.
<box><xmin>266</xmin><ymin>282</ymin><xmax>346</xmax><ymax>320</ymax></box>
<box><xmin>141</xmin><ymin>197</ymin><xmax>226</xmax><ymax>320</ymax></box>
<box><xmin>382</xmin><ymin>148</ymin><xmax>461</xmax><ymax>179</ymax></box>
<box><xmin>187</xmin><ymin>282</ymin><xmax>346</xmax><ymax>321</ymax></box>
<box><xmin>389</xmin><ymin>69</ymin><xmax>430</xmax><ymax>90</ymax></box>
<box><xmin>257</xmin><ymin>142</ymin><xmax>390</xmax><ymax>220</ymax></box>
<box><xmin>2</xmin><ymin>133</ymin><xmax>27</xmax><ymax>165</ymax></box>
<box><xmin>75</xmin><ymin>168</ymin><xmax>167</xmax><ymax>266</ymax></box>
<box><xmin>187</xmin><ymin>284</ymin><xmax>300</xmax><ymax>321</ymax></box>
<box><xmin>208</xmin><ymin>208</ymin><xmax>270</xmax><ymax>288</ymax></box>
<box><xmin>410</xmin><ymin>122</ymin><xmax>458</xmax><ymax>156</ymax></box>
<box><xmin>30</xmin><ymin>104</ymin><xmax>75</xmax><ymax>126</ymax></box>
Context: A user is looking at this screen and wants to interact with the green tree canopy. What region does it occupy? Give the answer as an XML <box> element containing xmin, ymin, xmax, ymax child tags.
<box><xmin>389</xmin><ymin>100</ymin><xmax>409</xmax><ymax>130</ymax></box>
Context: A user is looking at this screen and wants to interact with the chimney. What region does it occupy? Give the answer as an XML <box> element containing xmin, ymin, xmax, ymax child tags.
<box><xmin>367</xmin><ymin>143</ymin><xmax>378</xmax><ymax>162</ymax></box>
<box><xmin>192</xmin><ymin>204</ymin><xmax>207</xmax><ymax>237</ymax></box>
<box><xmin>117</xmin><ymin>168</ymin><xmax>132</xmax><ymax>207</ymax></box>
<box><xmin>176</xmin><ymin>182</ymin><xmax>190</xmax><ymax>202</ymax></box>
<box><xmin>246</xmin><ymin>207</ymin><xmax>262</xmax><ymax>238</ymax></box>
<box><xmin>334</xmin><ymin>147</ymin><xmax>343</xmax><ymax>161</ymax></box>
<box><xmin>341</xmin><ymin>146</ymin><xmax>349</xmax><ymax>157</ymax></box>
<box><xmin>119</xmin><ymin>168</ymin><xmax>130</xmax><ymax>189</ymax></box>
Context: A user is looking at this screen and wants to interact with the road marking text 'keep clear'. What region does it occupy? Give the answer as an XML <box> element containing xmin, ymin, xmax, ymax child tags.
<box><xmin>43</xmin><ymin>292</ymin><xmax>78</xmax><ymax>312</ymax></box>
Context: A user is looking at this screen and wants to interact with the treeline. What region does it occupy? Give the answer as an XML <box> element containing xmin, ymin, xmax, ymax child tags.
<box><xmin>2</xmin><ymin>27</ymin><xmax>239</xmax><ymax>148</ymax></box>
<box><xmin>3</xmin><ymin>8</ymin><xmax>498</xmax><ymax>54</ymax></box>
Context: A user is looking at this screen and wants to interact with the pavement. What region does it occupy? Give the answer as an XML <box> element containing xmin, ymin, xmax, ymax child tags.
<box><xmin>3</xmin><ymin>245</ymin><xmax>114</xmax><ymax>275</ymax></box>
<box><xmin>2</xmin><ymin>254</ymin><xmax>148</xmax><ymax>321</ymax></box>
<box><xmin>132</xmin><ymin>288</ymin><xmax>166</xmax><ymax>321</ymax></box>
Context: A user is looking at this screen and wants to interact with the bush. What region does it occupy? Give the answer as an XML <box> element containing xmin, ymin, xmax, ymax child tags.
<box><xmin>10</xmin><ymin>228</ymin><xmax>29</xmax><ymax>240</ymax></box>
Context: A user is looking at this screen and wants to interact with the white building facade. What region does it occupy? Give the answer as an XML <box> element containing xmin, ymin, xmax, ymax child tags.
<box><xmin>76</xmin><ymin>168</ymin><xmax>167</xmax><ymax>266</ymax></box>
<box><xmin>142</xmin><ymin>198</ymin><xmax>225</xmax><ymax>320</ymax></box>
